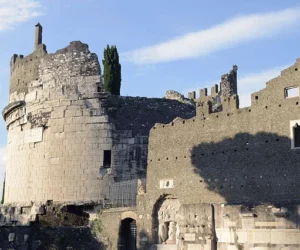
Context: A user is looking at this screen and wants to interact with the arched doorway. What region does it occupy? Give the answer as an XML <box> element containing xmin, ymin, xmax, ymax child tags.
<box><xmin>118</xmin><ymin>218</ymin><xmax>137</xmax><ymax>250</ymax></box>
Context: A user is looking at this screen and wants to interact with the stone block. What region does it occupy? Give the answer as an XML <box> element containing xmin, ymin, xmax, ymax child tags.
<box><xmin>271</xmin><ymin>229</ymin><xmax>300</xmax><ymax>244</ymax></box>
<box><xmin>242</xmin><ymin>218</ymin><xmax>255</xmax><ymax>229</ymax></box>
<box><xmin>24</xmin><ymin>127</ymin><xmax>43</xmax><ymax>143</ymax></box>
<box><xmin>216</xmin><ymin>228</ymin><xmax>234</xmax><ymax>243</ymax></box>
<box><xmin>25</xmin><ymin>91</ymin><xmax>37</xmax><ymax>102</ymax></box>
<box><xmin>65</xmin><ymin>109</ymin><xmax>80</xmax><ymax>117</ymax></box>
<box><xmin>255</xmin><ymin>221</ymin><xmax>285</xmax><ymax>228</ymax></box>
<box><xmin>249</xmin><ymin>248</ymin><xmax>269</xmax><ymax>250</ymax></box>
<box><xmin>187</xmin><ymin>245</ymin><xmax>205</xmax><ymax>250</ymax></box>
<box><xmin>227</xmin><ymin>245</ymin><xmax>239</xmax><ymax>250</ymax></box>
<box><xmin>51</xmin><ymin>109</ymin><xmax>65</xmax><ymax>119</ymax></box>
<box><xmin>155</xmin><ymin>245</ymin><xmax>177</xmax><ymax>250</ymax></box>
<box><xmin>223</xmin><ymin>218</ymin><xmax>236</xmax><ymax>228</ymax></box>
<box><xmin>49</xmin><ymin>157</ymin><xmax>60</xmax><ymax>165</ymax></box>
<box><xmin>88</xmin><ymin>116</ymin><xmax>107</xmax><ymax>123</ymax></box>
<box><xmin>247</xmin><ymin>229</ymin><xmax>270</xmax><ymax>243</ymax></box>
<box><xmin>184</xmin><ymin>233</ymin><xmax>196</xmax><ymax>241</ymax></box>
<box><xmin>8</xmin><ymin>233</ymin><xmax>15</xmax><ymax>242</ymax></box>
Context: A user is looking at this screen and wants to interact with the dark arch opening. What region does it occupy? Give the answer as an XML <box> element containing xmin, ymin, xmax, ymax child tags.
<box><xmin>118</xmin><ymin>218</ymin><xmax>137</xmax><ymax>250</ymax></box>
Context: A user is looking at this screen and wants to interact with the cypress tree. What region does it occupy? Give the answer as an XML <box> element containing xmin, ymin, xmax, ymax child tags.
<box><xmin>1</xmin><ymin>175</ymin><xmax>5</xmax><ymax>204</ymax></box>
<box><xmin>102</xmin><ymin>45</ymin><xmax>121</xmax><ymax>95</ymax></box>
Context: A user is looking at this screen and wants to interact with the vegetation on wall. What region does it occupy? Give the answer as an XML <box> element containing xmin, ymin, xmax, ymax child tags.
<box><xmin>102</xmin><ymin>45</ymin><xmax>122</xmax><ymax>95</ymax></box>
<box><xmin>90</xmin><ymin>208</ymin><xmax>113</xmax><ymax>249</ymax></box>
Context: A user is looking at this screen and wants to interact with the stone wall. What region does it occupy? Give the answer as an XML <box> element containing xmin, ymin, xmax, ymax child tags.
<box><xmin>146</xmin><ymin>60</ymin><xmax>300</xmax><ymax>205</ymax></box>
<box><xmin>135</xmin><ymin>60</ymin><xmax>300</xmax><ymax>249</ymax></box>
<box><xmin>107</xmin><ymin>96</ymin><xmax>195</xmax><ymax>180</ymax></box>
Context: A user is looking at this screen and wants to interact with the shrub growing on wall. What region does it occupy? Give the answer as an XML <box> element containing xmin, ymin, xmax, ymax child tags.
<box><xmin>102</xmin><ymin>45</ymin><xmax>121</xmax><ymax>95</ymax></box>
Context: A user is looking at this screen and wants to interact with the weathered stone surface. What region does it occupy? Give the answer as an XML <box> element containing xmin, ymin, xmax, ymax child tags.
<box><xmin>4</xmin><ymin>23</ymin><xmax>300</xmax><ymax>250</ymax></box>
<box><xmin>134</xmin><ymin>59</ymin><xmax>300</xmax><ymax>249</ymax></box>
<box><xmin>165</xmin><ymin>90</ymin><xmax>194</xmax><ymax>106</ymax></box>
<box><xmin>8</xmin><ymin>233</ymin><xmax>15</xmax><ymax>242</ymax></box>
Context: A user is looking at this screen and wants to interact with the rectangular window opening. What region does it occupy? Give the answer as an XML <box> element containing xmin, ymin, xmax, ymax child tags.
<box><xmin>103</xmin><ymin>150</ymin><xmax>111</xmax><ymax>168</ymax></box>
<box><xmin>293</xmin><ymin>124</ymin><xmax>300</xmax><ymax>148</ymax></box>
<box><xmin>285</xmin><ymin>87</ymin><xmax>299</xmax><ymax>98</ymax></box>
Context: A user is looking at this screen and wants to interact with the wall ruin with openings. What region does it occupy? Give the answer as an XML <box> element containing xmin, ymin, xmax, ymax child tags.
<box><xmin>134</xmin><ymin>59</ymin><xmax>300</xmax><ymax>250</ymax></box>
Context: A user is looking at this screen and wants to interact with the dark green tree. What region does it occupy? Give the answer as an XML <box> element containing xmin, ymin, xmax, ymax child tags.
<box><xmin>1</xmin><ymin>175</ymin><xmax>5</xmax><ymax>204</ymax></box>
<box><xmin>102</xmin><ymin>45</ymin><xmax>121</xmax><ymax>95</ymax></box>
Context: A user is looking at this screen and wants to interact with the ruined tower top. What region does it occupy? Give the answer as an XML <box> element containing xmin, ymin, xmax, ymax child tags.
<box><xmin>220</xmin><ymin>64</ymin><xmax>238</xmax><ymax>99</ymax></box>
<box><xmin>35</xmin><ymin>23</ymin><xmax>42</xmax><ymax>50</ymax></box>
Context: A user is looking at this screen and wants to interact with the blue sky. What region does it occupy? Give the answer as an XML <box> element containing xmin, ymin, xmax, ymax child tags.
<box><xmin>1</xmin><ymin>0</ymin><xmax>300</xmax><ymax>196</ymax></box>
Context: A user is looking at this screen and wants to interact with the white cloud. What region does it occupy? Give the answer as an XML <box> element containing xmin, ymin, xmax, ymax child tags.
<box><xmin>0</xmin><ymin>0</ymin><xmax>43</xmax><ymax>31</ymax></box>
<box><xmin>123</xmin><ymin>7</ymin><xmax>300</xmax><ymax>64</ymax></box>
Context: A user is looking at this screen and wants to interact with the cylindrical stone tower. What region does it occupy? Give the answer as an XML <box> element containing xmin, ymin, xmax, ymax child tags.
<box><xmin>2</xmin><ymin>24</ymin><xmax>114</xmax><ymax>204</ymax></box>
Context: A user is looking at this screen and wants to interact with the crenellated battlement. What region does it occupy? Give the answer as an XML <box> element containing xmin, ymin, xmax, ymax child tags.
<box><xmin>188</xmin><ymin>65</ymin><xmax>239</xmax><ymax>115</ymax></box>
<box><xmin>153</xmin><ymin>60</ymin><xmax>300</xmax><ymax>133</ymax></box>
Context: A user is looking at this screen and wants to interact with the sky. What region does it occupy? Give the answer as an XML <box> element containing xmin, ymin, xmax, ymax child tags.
<box><xmin>1</xmin><ymin>0</ymin><xmax>300</xmax><ymax>198</ymax></box>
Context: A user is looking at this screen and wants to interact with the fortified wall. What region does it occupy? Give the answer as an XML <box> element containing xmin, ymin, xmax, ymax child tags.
<box><xmin>133</xmin><ymin>60</ymin><xmax>300</xmax><ymax>249</ymax></box>
<box><xmin>2</xmin><ymin>24</ymin><xmax>195</xmax><ymax>205</ymax></box>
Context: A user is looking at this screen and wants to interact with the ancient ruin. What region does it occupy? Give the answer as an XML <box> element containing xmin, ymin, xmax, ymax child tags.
<box><xmin>1</xmin><ymin>24</ymin><xmax>300</xmax><ymax>250</ymax></box>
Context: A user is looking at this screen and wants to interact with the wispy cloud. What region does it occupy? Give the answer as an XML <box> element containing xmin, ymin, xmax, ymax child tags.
<box><xmin>181</xmin><ymin>64</ymin><xmax>290</xmax><ymax>108</ymax></box>
<box><xmin>0</xmin><ymin>0</ymin><xmax>43</xmax><ymax>31</ymax></box>
<box><xmin>123</xmin><ymin>7</ymin><xmax>300</xmax><ymax>64</ymax></box>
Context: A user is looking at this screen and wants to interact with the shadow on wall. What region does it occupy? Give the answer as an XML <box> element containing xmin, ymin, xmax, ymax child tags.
<box><xmin>191</xmin><ymin>132</ymin><xmax>300</xmax><ymax>225</ymax></box>
<box><xmin>106</xmin><ymin>97</ymin><xmax>196</xmax><ymax>136</ymax></box>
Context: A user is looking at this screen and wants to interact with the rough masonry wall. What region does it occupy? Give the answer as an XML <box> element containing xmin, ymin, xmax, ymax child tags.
<box><xmin>10</xmin><ymin>44</ymin><xmax>47</xmax><ymax>94</ymax></box>
<box><xmin>136</xmin><ymin>60</ymin><xmax>300</xmax><ymax>249</ymax></box>
<box><xmin>146</xmin><ymin>60</ymin><xmax>300</xmax><ymax>204</ymax></box>
<box><xmin>107</xmin><ymin>96</ymin><xmax>195</xmax><ymax>180</ymax></box>
<box><xmin>4</xmin><ymin>41</ymin><xmax>111</xmax><ymax>203</ymax></box>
